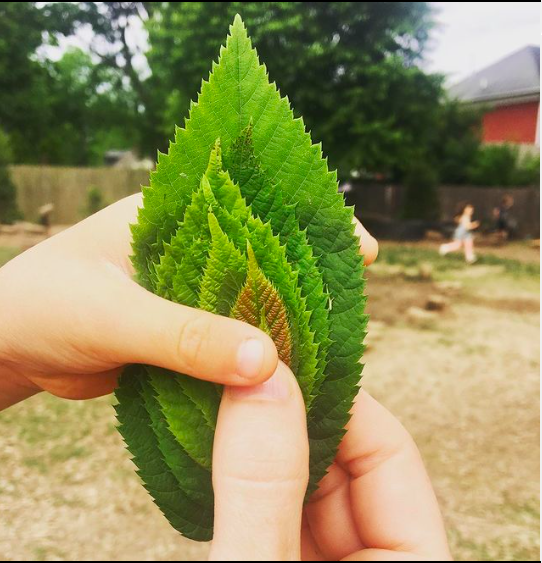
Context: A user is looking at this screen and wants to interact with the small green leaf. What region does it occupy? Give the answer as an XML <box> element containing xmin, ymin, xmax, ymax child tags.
<box><xmin>232</xmin><ymin>244</ymin><xmax>292</xmax><ymax>366</ymax></box>
<box><xmin>198</xmin><ymin>213</ymin><xmax>247</xmax><ymax>316</ymax></box>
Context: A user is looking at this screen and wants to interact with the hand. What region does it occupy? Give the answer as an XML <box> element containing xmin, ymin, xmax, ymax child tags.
<box><xmin>210</xmin><ymin>364</ymin><xmax>451</xmax><ymax>561</ymax></box>
<box><xmin>0</xmin><ymin>194</ymin><xmax>280</xmax><ymax>408</ymax></box>
<box><xmin>0</xmin><ymin>194</ymin><xmax>377</xmax><ymax>410</ymax></box>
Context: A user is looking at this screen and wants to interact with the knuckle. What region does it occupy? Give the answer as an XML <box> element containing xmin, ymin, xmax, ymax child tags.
<box><xmin>175</xmin><ymin>313</ymin><xmax>214</xmax><ymax>373</ymax></box>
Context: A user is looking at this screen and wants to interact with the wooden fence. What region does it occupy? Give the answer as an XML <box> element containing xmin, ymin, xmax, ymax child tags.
<box><xmin>10</xmin><ymin>165</ymin><xmax>149</xmax><ymax>224</ymax></box>
<box><xmin>345</xmin><ymin>183</ymin><xmax>540</xmax><ymax>238</ymax></box>
<box><xmin>8</xmin><ymin>166</ymin><xmax>541</xmax><ymax>238</ymax></box>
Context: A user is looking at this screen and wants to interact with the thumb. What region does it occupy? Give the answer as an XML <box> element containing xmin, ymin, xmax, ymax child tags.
<box><xmin>210</xmin><ymin>362</ymin><xmax>309</xmax><ymax>561</ymax></box>
<box><xmin>92</xmin><ymin>273</ymin><xmax>278</xmax><ymax>386</ymax></box>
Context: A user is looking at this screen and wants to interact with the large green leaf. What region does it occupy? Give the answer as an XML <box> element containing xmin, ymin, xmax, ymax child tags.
<box><xmin>116</xmin><ymin>14</ymin><xmax>366</xmax><ymax>541</ymax></box>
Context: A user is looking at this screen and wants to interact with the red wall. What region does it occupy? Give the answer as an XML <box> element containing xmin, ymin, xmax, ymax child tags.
<box><xmin>482</xmin><ymin>100</ymin><xmax>539</xmax><ymax>144</ymax></box>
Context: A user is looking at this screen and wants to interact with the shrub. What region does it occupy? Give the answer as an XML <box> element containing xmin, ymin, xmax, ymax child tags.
<box><xmin>467</xmin><ymin>144</ymin><xmax>540</xmax><ymax>187</ymax></box>
<box><xmin>0</xmin><ymin>130</ymin><xmax>21</xmax><ymax>224</ymax></box>
<box><xmin>514</xmin><ymin>152</ymin><xmax>540</xmax><ymax>186</ymax></box>
<box><xmin>84</xmin><ymin>186</ymin><xmax>106</xmax><ymax>217</ymax></box>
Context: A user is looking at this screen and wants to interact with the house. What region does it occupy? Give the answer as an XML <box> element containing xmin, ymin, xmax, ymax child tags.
<box><xmin>104</xmin><ymin>150</ymin><xmax>154</xmax><ymax>170</ymax></box>
<box><xmin>450</xmin><ymin>45</ymin><xmax>540</xmax><ymax>148</ymax></box>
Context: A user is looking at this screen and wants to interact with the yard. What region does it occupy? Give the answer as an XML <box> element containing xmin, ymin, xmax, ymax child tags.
<box><xmin>0</xmin><ymin>241</ymin><xmax>539</xmax><ymax>561</ymax></box>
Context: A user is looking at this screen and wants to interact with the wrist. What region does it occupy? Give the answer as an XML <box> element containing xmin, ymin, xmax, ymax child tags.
<box><xmin>0</xmin><ymin>353</ymin><xmax>41</xmax><ymax>411</ymax></box>
<box><xmin>0</xmin><ymin>267</ymin><xmax>41</xmax><ymax>409</ymax></box>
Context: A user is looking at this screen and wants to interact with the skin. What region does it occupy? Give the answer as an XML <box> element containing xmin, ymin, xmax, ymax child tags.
<box><xmin>0</xmin><ymin>194</ymin><xmax>450</xmax><ymax>561</ymax></box>
<box><xmin>211</xmin><ymin>366</ymin><xmax>452</xmax><ymax>561</ymax></box>
<box><xmin>464</xmin><ymin>205</ymin><xmax>480</xmax><ymax>229</ymax></box>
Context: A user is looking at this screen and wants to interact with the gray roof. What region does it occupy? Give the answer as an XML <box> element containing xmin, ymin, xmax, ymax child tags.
<box><xmin>450</xmin><ymin>45</ymin><xmax>540</xmax><ymax>103</ymax></box>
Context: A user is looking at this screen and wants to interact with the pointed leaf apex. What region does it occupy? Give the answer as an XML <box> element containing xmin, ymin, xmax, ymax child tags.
<box><xmin>246</xmin><ymin>240</ymin><xmax>257</xmax><ymax>267</ymax></box>
<box><xmin>206</xmin><ymin>140</ymin><xmax>223</xmax><ymax>174</ymax></box>
<box><xmin>207</xmin><ymin>211</ymin><xmax>222</xmax><ymax>238</ymax></box>
<box><xmin>200</xmin><ymin>175</ymin><xmax>217</xmax><ymax>206</ymax></box>
<box><xmin>232</xmin><ymin>14</ymin><xmax>245</xmax><ymax>29</ymax></box>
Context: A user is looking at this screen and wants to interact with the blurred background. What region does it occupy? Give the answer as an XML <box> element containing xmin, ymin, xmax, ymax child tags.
<box><xmin>0</xmin><ymin>2</ymin><xmax>539</xmax><ymax>561</ymax></box>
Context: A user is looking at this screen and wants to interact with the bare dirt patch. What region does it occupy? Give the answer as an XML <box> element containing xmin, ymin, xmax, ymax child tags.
<box><xmin>364</xmin><ymin>263</ymin><xmax>540</xmax><ymax>561</ymax></box>
<box><xmin>0</xmin><ymin>225</ymin><xmax>69</xmax><ymax>252</ymax></box>
<box><xmin>0</xmin><ymin>243</ymin><xmax>539</xmax><ymax>561</ymax></box>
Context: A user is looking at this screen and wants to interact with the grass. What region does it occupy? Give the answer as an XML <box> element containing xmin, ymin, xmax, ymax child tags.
<box><xmin>448</xmin><ymin>528</ymin><xmax>538</xmax><ymax>562</ymax></box>
<box><xmin>0</xmin><ymin>246</ymin><xmax>19</xmax><ymax>267</ymax></box>
<box><xmin>378</xmin><ymin>243</ymin><xmax>540</xmax><ymax>277</ymax></box>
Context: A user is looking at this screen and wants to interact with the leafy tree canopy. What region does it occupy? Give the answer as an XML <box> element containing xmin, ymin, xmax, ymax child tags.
<box><xmin>145</xmin><ymin>2</ymin><xmax>441</xmax><ymax>178</ymax></box>
<box><xmin>4</xmin><ymin>1</ymin><xmax>507</xmax><ymax>195</ymax></box>
<box><xmin>0</xmin><ymin>2</ymin><xmax>138</xmax><ymax>164</ymax></box>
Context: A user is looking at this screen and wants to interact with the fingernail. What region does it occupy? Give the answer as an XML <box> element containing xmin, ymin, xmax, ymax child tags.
<box><xmin>236</xmin><ymin>338</ymin><xmax>265</xmax><ymax>379</ymax></box>
<box><xmin>228</xmin><ymin>367</ymin><xmax>291</xmax><ymax>401</ymax></box>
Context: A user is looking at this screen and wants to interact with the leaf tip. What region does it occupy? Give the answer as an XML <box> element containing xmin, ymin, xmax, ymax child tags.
<box><xmin>232</xmin><ymin>13</ymin><xmax>245</xmax><ymax>29</ymax></box>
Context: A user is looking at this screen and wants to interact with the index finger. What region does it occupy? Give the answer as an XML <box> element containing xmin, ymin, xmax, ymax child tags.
<box><xmin>354</xmin><ymin>218</ymin><xmax>379</xmax><ymax>266</ymax></box>
<box><xmin>337</xmin><ymin>391</ymin><xmax>451</xmax><ymax>560</ymax></box>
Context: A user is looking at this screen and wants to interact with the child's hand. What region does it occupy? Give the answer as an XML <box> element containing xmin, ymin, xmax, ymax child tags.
<box><xmin>210</xmin><ymin>363</ymin><xmax>451</xmax><ymax>561</ymax></box>
<box><xmin>0</xmin><ymin>194</ymin><xmax>377</xmax><ymax>410</ymax></box>
<box><xmin>0</xmin><ymin>194</ymin><xmax>279</xmax><ymax>408</ymax></box>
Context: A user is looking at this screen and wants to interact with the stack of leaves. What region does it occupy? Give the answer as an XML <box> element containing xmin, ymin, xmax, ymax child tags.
<box><xmin>115</xmin><ymin>15</ymin><xmax>367</xmax><ymax>542</ymax></box>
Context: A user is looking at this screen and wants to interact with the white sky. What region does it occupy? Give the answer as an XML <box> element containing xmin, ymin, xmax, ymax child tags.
<box><xmin>44</xmin><ymin>2</ymin><xmax>541</xmax><ymax>86</ymax></box>
<box><xmin>426</xmin><ymin>2</ymin><xmax>541</xmax><ymax>84</ymax></box>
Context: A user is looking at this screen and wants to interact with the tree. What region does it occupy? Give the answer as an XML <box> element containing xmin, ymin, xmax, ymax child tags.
<box><xmin>0</xmin><ymin>2</ymin><xmax>81</xmax><ymax>162</ymax></box>
<box><xmin>402</xmin><ymin>156</ymin><xmax>440</xmax><ymax>221</ymax></box>
<box><xmin>0</xmin><ymin>3</ymin><xmax>141</xmax><ymax>165</ymax></box>
<box><xmin>40</xmin><ymin>47</ymin><xmax>139</xmax><ymax>165</ymax></box>
<box><xmin>430</xmin><ymin>100</ymin><xmax>482</xmax><ymax>185</ymax></box>
<box><xmin>145</xmin><ymin>2</ymin><xmax>440</xmax><ymax>179</ymax></box>
<box><xmin>0</xmin><ymin>0</ymin><xmax>487</xmax><ymax>200</ymax></box>
<box><xmin>75</xmin><ymin>2</ymin><xmax>162</xmax><ymax>155</ymax></box>
<box><xmin>467</xmin><ymin>144</ymin><xmax>540</xmax><ymax>187</ymax></box>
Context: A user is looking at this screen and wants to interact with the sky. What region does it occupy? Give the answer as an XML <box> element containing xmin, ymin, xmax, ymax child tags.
<box><xmin>45</xmin><ymin>2</ymin><xmax>541</xmax><ymax>87</ymax></box>
<box><xmin>425</xmin><ymin>2</ymin><xmax>541</xmax><ymax>84</ymax></box>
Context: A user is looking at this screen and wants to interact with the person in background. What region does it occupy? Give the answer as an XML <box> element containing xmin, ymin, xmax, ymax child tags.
<box><xmin>439</xmin><ymin>202</ymin><xmax>480</xmax><ymax>264</ymax></box>
<box><xmin>493</xmin><ymin>194</ymin><xmax>516</xmax><ymax>242</ymax></box>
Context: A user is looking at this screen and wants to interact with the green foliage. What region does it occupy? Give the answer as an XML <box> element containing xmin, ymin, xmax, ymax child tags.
<box><xmin>2</xmin><ymin>0</ymin><xmax>483</xmax><ymax>193</ymax></box>
<box><xmin>83</xmin><ymin>186</ymin><xmax>107</xmax><ymax>218</ymax></box>
<box><xmin>467</xmin><ymin>144</ymin><xmax>540</xmax><ymax>187</ymax></box>
<box><xmin>379</xmin><ymin>244</ymin><xmax>540</xmax><ymax>278</ymax></box>
<box><xmin>0</xmin><ymin>172</ymin><xmax>21</xmax><ymax>224</ymax></box>
<box><xmin>0</xmin><ymin>3</ymin><xmax>139</xmax><ymax>165</ymax></box>
<box><xmin>431</xmin><ymin>101</ymin><xmax>483</xmax><ymax>185</ymax></box>
<box><xmin>146</xmin><ymin>2</ymin><xmax>439</xmax><ymax>178</ymax></box>
<box><xmin>42</xmin><ymin>48</ymin><xmax>137</xmax><ymax>165</ymax></box>
<box><xmin>397</xmin><ymin>101</ymin><xmax>482</xmax><ymax>216</ymax></box>
<box><xmin>75</xmin><ymin>2</ymin><xmax>162</xmax><ymax>155</ymax></box>
<box><xmin>0</xmin><ymin>130</ymin><xmax>21</xmax><ymax>224</ymax></box>
<box><xmin>0</xmin><ymin>2</ymin><xmax>75</xmax><ymax>162</ymax></box>
<box><xmin>115</xmin><ymin>17</ymin><xmax>366</xmax><ymax>541</ymax></box>
<box><xmin>514</xmin><ymin>152</ymin><xmax>541</xmax><ymax>187</ymax></box>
